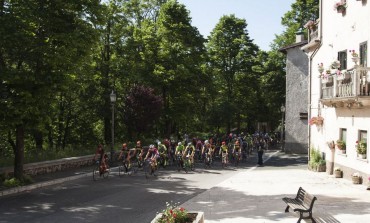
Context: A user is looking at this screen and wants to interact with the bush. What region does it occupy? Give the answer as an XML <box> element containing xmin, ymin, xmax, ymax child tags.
<box><xmin>309</xmin><ymin>147</ymin><xmax>326</xmax><ymax>171</ymax></box>
<box><xmin>2</xmin><ymin>175</ymin><xmax>33</xmax><ymax>188</ymax></box>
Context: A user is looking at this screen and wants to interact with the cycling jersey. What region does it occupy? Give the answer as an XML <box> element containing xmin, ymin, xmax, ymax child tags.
<box><xmin>234</xmin><ymin>144</ymin><xmax>241</xmax><ymax>152</ymax></box>
<box><xmin>175</xmin><ymin>145</ymin><xmax>185</xmax><ymax>154</ymax></box>
<box><xmin>158</xmin><ymin>144</ymin><xmax>167</xmax><ymax>154</ymax></box>
<box><xmin>220</xmin><ymin>145</ymin><xmax>228</xmax><ymax>153</ymax></box>
<box><xmin>185</xmin><ymin>145</ymin><xmax>195</xmax><ymax>155</ymax></box>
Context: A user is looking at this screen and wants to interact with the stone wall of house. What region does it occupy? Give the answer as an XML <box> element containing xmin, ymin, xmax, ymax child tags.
<box><xmin>284</xmin><ymin>46</ymin><xmax>309</xmax><ymax>154</ymax></box>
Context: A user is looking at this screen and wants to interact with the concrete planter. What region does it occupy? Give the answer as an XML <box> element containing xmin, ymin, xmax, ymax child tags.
<box><xmin>334</xmin><ymin>170</ymin><xmax>342</xmax><ymax>178</ymax></box>
<box><xmin>352</xmin><ymin>176</ymin><xmax>362</xmax><ymax>185</ymax></box>
<box><xmin>151</xmin><ymin>211</ymin><xmax>204</xmax><ymax>223</ymax></box>
<box><xmin>358</xmin><ymin>154</ymin><xmax>367</xmax><ymax>159</ymax></box>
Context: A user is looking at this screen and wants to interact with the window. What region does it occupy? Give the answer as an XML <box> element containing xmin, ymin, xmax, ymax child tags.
<box><xmin>359</xmin><ymin>130</ymin><xmax>367</xmax><ymax>142</ymax></box>
<box><xmin>340</xmin><ymin>128</ymin><xmax>347</xmax><ymax>142</ymax></box>
<box><xmin>360</xmin><ymin>42</ymin><xmax>367</xmax><ymax>67</ymax></box>
<box><xmin>357</xmin><ymin>130</ymin><xmax>367</xmax><ymax>158</ymax></box>
<box><xmin>338</xmin><ymin>51</ymin><xmax>347</xmax><ymax>70</ymax></box>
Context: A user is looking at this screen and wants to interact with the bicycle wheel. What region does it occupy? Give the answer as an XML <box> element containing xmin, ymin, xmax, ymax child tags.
<box><xmin>184</xmin><ymin>159</ymin><xmax>189</xmax><ymax>173</ymax></box>
<box><xmin>92</xmin><ymin>164</ymin><xmax>99</xmax><ymax>181</ymax></box>
<box><xmin>103</xmin><ymin>165</ymin><xmax>110</xmax><ymax>179</ymax></box>
<box><xmin>119</xmin><ymin>161</ymin><xmax>125</xmax><ymax>176</ymax></box>
<box><xmin>144</xmin><ymin>160</ymin><xmax>150</xmax><ymax>179</ymax></box>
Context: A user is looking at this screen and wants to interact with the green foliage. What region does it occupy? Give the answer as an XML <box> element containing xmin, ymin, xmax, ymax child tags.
<box><xmin>3</xmin><ymin>175</ymin><xmax>33</xmax><ymax>188</ymax></box>
<box><xmin>356</xmin><ymin>140</ymin><xmax>367</xmax><ymax>154</ymax></box>
<box><xmin>0</xmin><ymin>0</ymin><xmax>307</xmax><ymax>176</ymax></box>
<box><xmin>309</xmin><ymin>147</ymin><xmax>325</xmax><ymax>169</ymax></box>
<box><xmin>336</xmin><ymin>139</ymin><xmax>346</xmax><ymax>150</ymax></box>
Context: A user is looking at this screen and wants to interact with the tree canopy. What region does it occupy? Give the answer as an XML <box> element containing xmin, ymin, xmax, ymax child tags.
<box><xmin>0</xmin><ymin>0</ymin><xmax>319</xmax><ymax>179</ymax></box>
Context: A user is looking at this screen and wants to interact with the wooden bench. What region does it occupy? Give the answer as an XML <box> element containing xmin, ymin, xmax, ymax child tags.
<box><xmin>282</xmin><ymin>187</ymin><xmax>317</xmax><ymax>223</ymax></box>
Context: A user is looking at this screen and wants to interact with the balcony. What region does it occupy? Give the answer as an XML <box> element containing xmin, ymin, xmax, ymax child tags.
<box><xmin>320</xmin><ymin>67</ymin><xmax>370</xmax><ymax>108</ymax></box>
<box><xmin>301</xmin><ymin>19</ymin><xmax>320</xmax><ymax>52</ymax></box>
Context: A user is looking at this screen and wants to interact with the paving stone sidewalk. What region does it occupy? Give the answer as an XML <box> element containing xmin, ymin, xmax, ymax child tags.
<box><xmin>180</xmin><ymin>151</ymin><xmax>370</xmax><ymax>223</ymax></box>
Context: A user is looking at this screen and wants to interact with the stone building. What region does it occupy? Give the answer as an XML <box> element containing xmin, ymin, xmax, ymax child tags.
<box><xmin>279</xmin><ymin>32</ymin><xmax>309</xmax><ymax>154</ymax></box>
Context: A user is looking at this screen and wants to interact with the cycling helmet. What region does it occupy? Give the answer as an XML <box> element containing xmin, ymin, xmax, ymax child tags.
<box><xmin>122</xmin><ymin>143</ymin><xmax>127</xmax><ymax>147</ymax></box>
<box><xmin>178</xmin><ymin>142</ymin><xmax>182</xmax><ymax>145</ymax></box>
<box><xmin>188</xmin><ymin>142</ymin><xmax>192</xmax><ymax>146</ymax></box>
<box><xmin>204</xmin><ymin>140</ymin><xmax>209</xmax><ymax>144</ymax></box>
<box><xmin>158</xmin><ymin>142</ymin><xmax>161</xmax><ymax>145</ymax></box>
<box><xmin>149</xmin><ymin>144</ymin><xmax>154</xmax><ymax>148</ymax></box>
<box><xmin>136</xmin><ymin>141</ymin><xmax>141</xmax><ymax>145</ymax></box>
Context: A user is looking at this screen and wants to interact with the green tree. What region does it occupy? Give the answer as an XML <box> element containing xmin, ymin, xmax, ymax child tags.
<box><xmin>154</xmin><ymin>0</ymin><xmax>206</xmax><ymax>136</ymax></box>
<box><xmin>261</xmin><ymin>0</ymin><xmax>319</xmax><ymax>130</ymax></box>
<box><xmin>207</xmin><ymin>14</ymin><xmax>259</xmax><ymax>133</ymax></box>
<box><xmin>0</xmin><ymin>0</ymin><xmax>103</xmax><ymax>179</ymax></box>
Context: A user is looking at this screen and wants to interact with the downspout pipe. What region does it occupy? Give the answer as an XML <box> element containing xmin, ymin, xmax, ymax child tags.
<box><xmin>308</xmin><ymin>0</ymin><xmax>323</xmax><ymax>161</ymax></box>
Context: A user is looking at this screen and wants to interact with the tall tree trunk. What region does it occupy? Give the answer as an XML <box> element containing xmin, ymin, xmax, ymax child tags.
<box><xmin>48</xmin><ymin>125</ymin><xmax>54</xmax><ymax>150</ymax></box>
<box><xmin>57</xmin><ymin>93</ymin><xmax>65</xmax><ymax>150</ymax></box>
<box><xmin>14</xmin><ymin>124</ymin><xmax>25</xmax><ymax>179</ymax></box>
<box><xmin>33</xmin><ymin>130</ymin><xmax>43</xmax><ymax>158</ymax></box>
<box><xmin>62</xmin><ymin>109</ymin><xmax>72</xmax><ymax>150</ymax></box>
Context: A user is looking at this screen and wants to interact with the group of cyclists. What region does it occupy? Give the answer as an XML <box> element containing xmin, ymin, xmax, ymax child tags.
<box><xmin>93</xmin><ymin>131</ymin><xmax>280</xmax><ymax>176</ymax></box>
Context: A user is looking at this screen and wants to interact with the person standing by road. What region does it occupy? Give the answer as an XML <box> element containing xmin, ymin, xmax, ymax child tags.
<box><xmin>257</xmin><ymin>138</ymin><xmax>264</xmax><ymax>166</ymax></box>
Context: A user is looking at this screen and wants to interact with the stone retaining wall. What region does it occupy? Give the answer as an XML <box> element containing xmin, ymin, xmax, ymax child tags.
<box><xmin>1</xmin><ymin>154</ymin><xmax>103</xmax><ymax>177</ymax></box>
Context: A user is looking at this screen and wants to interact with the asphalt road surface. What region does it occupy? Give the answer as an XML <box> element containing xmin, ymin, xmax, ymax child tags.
<box><xmin>0</xmin><ymin>158</ymin><xmax>260</xmax><ymax>223</ymax></box>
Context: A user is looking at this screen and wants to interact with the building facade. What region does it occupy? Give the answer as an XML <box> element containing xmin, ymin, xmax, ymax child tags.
<box><xmin>280</xmin><ymin>36</ymin><xmax>309</xmax><ymax>154</ymax></box>
<box><xmin>302</xmin><ymin>0</ymin><xmax>370</xmax><ymax>179</ymax></box>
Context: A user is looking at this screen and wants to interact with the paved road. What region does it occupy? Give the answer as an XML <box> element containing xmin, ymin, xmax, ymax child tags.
<box><xmin>3</xmin><ymin>150</ymin><xmax>369</xmax><ymax>223</ymax></box>
<box><xmin>0</xmin><ymin>153</ymin><xmax>259</xmax><ymax>223</ymax></box>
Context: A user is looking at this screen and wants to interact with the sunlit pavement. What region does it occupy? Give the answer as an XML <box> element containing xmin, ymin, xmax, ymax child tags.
<box><xmin>180</xmin><ymin>151</ymin><xmax>370</xmax><ymax>223</ymax></box>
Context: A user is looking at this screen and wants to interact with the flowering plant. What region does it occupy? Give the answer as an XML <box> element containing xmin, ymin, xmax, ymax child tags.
<box><xmin>356</xmin><ymin>140</ymin><xmax>367</xmax><ymax>154</ymax></box>
<box><xmin>352</xmin><ymin>172</ymin><xmax>360</xmax><ymax>178</ymax></box>
<box><xmin>331</xmin><ymin>60</ymin><xmax>341</xmax><ymax>69</ymax></box>
<box><xmin>336</xmin><ymin>139</ymin><xmax>346</xmax><ymax>150</ymax></box>
<box><xmin>334</xmin><ymin>167</ymin><xmax>341</xmax><ymax>171</ymax></box>
<box><xmin>334</xmin><ymin>0</ymin><xmax>347</xmax><ymax>12</ymax></box>
<box><xmin>156</xmin><ymin>202</ymin><xmax>190</xmax><ymax>223</ymax></box>
<box><xmin>349</xmin><ymin>50</ymin><xmax>359</xmax><ymax>57</ymax></box>
<box><xmin>309</xmin><ymin>116</ymin><xmax>324</xmax><ymax>126</ymax></box>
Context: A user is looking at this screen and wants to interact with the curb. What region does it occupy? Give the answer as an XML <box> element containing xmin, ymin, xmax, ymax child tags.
<box><xmin>0</xmin><ymin>172</ymin><xmax>91</xmax><ymax>197</ymax></box>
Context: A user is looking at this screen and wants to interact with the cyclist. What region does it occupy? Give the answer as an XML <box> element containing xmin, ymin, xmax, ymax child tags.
<box><xmin>118</xmin><ymin>143</ymin><xmax>129</xmax><ymax>161</ymax></box>
<box><xmin>175</xmin><ymin>142</ymin><xmax>185</xmax><ymax>168</ymax></box>
<box><xmin>233</xmin><ymin>140</ymin><xmax>242</xmax><ymax>164</ymax></box>
<box><xmin>157</xmin><ymin>142</ymin><xmax>168</xmax><ymax>166</ymax></box>
<box><xmin>195</xmin><ymin>139</ymin><xmax>203</xmax><ymax>161</ymax></box>
<box><xmin>118</xmin><ymin>143</ymin><xmax>130</xmax><ymax>169</ymax></box>
<box><xmin>219</xmin><ymin>141</ymin><xmax>228</xmax><ymax>166</ymax></box>
<box><xmin>144</xmin><ymin>144</ymin><xmax>159</xmax><ymax>172</ymax></box>
<box><xmin>134</xmin><ymin>140</ymin><xmax>143</xmax><ymax>161</ymax></box>
<box><xmin>202</xmin><ymin>140</ymin><xmax>212</xmax><ymax>166</ymax></box>
<box><xmin>184</xmin><ymin>142</ymin><xmax>195</xmax><ymax>166</ymax></box>
<box><xmin>93</xmin><ymin>144</ymin><xmax>109</xmax><ymax>175</ymax></box>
